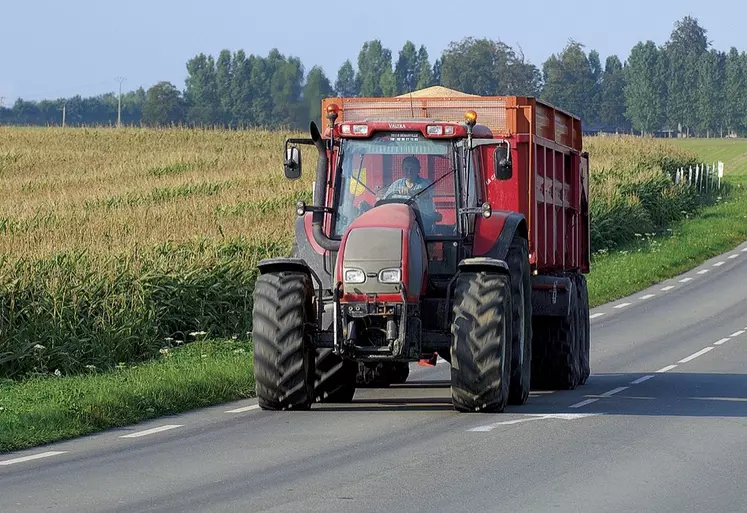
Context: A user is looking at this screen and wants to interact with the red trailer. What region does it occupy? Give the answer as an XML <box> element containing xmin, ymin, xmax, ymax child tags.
<box><xmin>252</xmin><ymin>87</ymin><xmax>591</xmax><ymax>413</ymax></box>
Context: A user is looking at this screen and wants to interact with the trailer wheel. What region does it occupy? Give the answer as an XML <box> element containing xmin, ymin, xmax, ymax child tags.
<box><xmin>531</xmin><ymin>275</ymin><xmax>580</xmax><ymax>390</ymax></box>
<box><xmin>252</xmin><ymin>271</ymin><xmax>315</xmax><ymax>410</ymax></box>
<box><xmin>574</xmin><ymin>273</ymin><xmax>590</xmax><ymax>385</ymax></box>
<box><xmin>450</xmin><ymin>271</ymin><xmax>513</xmax><ymax>413</ymax></box>
<box><xmin>507</xmin><ymin>236</ymin><xmax>532</xmax><ymax>405</ymax></box>
<box><xmin>314</xmin><ymin>349</ymin><xmax>356</xmax><ymax>403</ymax></box>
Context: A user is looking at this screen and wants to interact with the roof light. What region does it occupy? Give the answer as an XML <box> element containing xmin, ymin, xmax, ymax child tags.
<box><xmin>465</xmin><ymin>110</ymin><xmax>477</xmax><ymax>124</ymax></box>
<box><xmin>444</xmin><ymin>126</ymin><xmax>455</xmax><ymax>135</ymax></box>
<box><xmin>341</xmin><ymin>124</ymin><xmax>351</xmax><ymax>134</ymax></box>
<box><xmin>326</xmin><ymin>103</ymin><xmax>340</xmax><ymax>124</ymax></box>
<box><xmin>352</xmin><ymin>124</ymin><xmax>368</xmax><ymax>135</ymax></box>
<box><xmin>427</xmin><ymin>125</ymin><xmax>443</xmax><ymax>135</ymax></box>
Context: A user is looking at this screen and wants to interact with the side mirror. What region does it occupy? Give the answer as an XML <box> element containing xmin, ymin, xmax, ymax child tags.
<box><xmin>494</xmin><ymin>145</ymin><xmax>512</xmax><ymax>180</ymax></box>
<box><xmin>284</xmin><ymin>145</ymin><xmax>302</xmax><ymax>180</ymax></box>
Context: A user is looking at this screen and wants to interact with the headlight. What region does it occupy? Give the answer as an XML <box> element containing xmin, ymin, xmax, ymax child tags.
<box><xmin>344</xmin><ymin>268</ymin><xmax>366</xmax><ymax>284</ymax></box>
<box><xmin>378</xmin><ymin>268</ymin><xmax>401</xmax><ymax>283</ymax></box>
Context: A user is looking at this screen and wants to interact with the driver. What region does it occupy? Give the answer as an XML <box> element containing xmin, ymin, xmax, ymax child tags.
<box><xmin>382</xmin><ymin>156</ymin><xmax>439</xmax><ymax>226</ymax></box>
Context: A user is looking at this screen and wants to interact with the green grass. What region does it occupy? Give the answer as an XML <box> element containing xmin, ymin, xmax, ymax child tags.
<box><xmin>0</xmin><ymin>338</ymin><xmax>254</xmax><ymax>453</ymax></box>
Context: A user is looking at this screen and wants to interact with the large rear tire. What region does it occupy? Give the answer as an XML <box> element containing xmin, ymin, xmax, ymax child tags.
<box><xmin>314</xmin><ymin>349</ymin><xmax>357</xmax><ymax>403</ymax></box>
<box><xmin>252</xmin><ymin>271</ymin><xmax>315</xmax><ymax>410</ymax></box>
<box><xmin>574</xmin><ymin>273</ymin><xmax>590</xmax><ymax>385</ymax></box>
<box><xmin>530</xmin><ymin>275</ymin><xmax>581</xmax><ymax>390</ymax></box>
<box><xmin>450</xmin><ymin>271</ymin><xmax>513</xmax><ymax>413</ymax></box>
<box><xmin>507</xmin><ymin>237</ymin><xmax>532</xmax><ymax>405</ymax></box>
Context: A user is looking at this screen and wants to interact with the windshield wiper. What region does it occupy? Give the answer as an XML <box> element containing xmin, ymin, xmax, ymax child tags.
<box><xmin>404</xmin><ymin>168</ymin><xmax>455</xmax><ymax>205</ymax></box>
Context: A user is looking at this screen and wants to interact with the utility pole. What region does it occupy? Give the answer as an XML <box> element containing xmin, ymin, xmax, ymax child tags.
<box><xmin>62</xmin><ymin>101</ymin><xmax>66</xmax><ymax>128</ymax></box>
<box><xmin>115</xmin><ymin>76</ymin><xmax>126</xmax><ymax>127</ymax></box>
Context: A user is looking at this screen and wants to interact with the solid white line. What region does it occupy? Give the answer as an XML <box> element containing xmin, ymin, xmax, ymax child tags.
<box><xmin>714</xmin><ymin>338</ymin><xmax>731</xmax><ymax>346</ymax></box>
<box><xmin>714</xmin><ymin>261</ymin><xmax>725</xmax><ymax>267</ymax></box>
<box><xmin>590</xmin><ymin>312</ymin><xmax>605</xmax><ymax>319</ymax></box>
<box><xmin>614</xmin><ymin>302</ymin><xmax>632</xmax><ymax>309</ymax></box>
<box><xmin>656</xmin><ymin>364</ymin><xmax>678</xmax><ymax>373</ymax></box>
<box><xmin>120</xmin><ymin>425</ymin><xmax>183</xmax><ymax>438</ymax></box>
<box><xmin>631</xmin><ymin>374</ymin><xmax>656</xmax><ymax>385</ymax></box>
<box><xmin>570</xmin><ymin>398</ymin><xmax>599</xmax><ymax>408</ymax></box>
<box><xmin>661</xmin><ymin>286</ymin><xmax>676</xmax><ymax>291</ymax></box>
<box><xmin>742</xmin><ymin>248</ymin><xmax>747</xmax><ymax>252</ymax></box>
<box><xmin>697</xmin><ymin>269</ymin><xmax>710</xmax><ymax>275</ymax></box>
<box><xmin>729</xmin><ymin>330</ymin><xmax>745</xmax><ymax>337</ymax></box>
<box><xmin>226</xmin><ymin>404</ymin><xmax>261</xmax><ymax>413</ymax></box>
<box><xmin>0</xmin><ymin>451</ymin><xmax>68</xmax><ymax>466</ymax></box>
<box><xmin>729</xmin><ymin>254</ymin><xmax>739</xmax><ymax>259</ymax></box>
<box><xmin>600</xmin><ymin>386</ymin><xmax>629</xmax><ymax>397</ymax></box>
<box><xmin>468</xmin><ymin>416</ymin><xmax>548</xmax><ymax>432</ymax></box>
<box><xmin>679</xmin><ymin>277</ymin><xmax>693</xmax><ymax>283</ymax></box>
<box><xmin>679</xmin><ymin>347</ymin><xmax>714</xmax><ymax>364</ymax></box>
<box><xmin>639</xmin><ymin>294</ymin><xmax>656</xmax><ymax>300</ymax></box>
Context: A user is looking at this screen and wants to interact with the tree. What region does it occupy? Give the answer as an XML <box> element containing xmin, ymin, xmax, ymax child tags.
<box><xmin>215</xmin><ymin>49</ymin><xmax>234</xmax><ymax>126</ymax></box>
<box><xmin>540</xmin><ymin>41</ymin><xmax>596</xmax><ymax>123</ymax></box>
<box><xmin>395</xmin><ymin>41</ymin><xmax>419</xmax><ymax>94</ymax></box>
<box><xmin>230</xmin><ymin>50</ymin><xmax>254</xmax><ymax>126</ymax></box>
<box><xmin>415</xmin><ymin>45</ymin><xmax>433</xmax><ymax>89</ymax></box>
<box><xmin>724</xmin><ymin>47</ymin><xmax>745</xmax><ymax>134</ymax></box>
<box><xmin>184</xmin><ymin>53</ymin><xmax>219</xmax><ymax>125</ymax></box>
<box><xmin>624</xmin><ymin>41</ymin><xmax>666</xmax><ymax>134</ymax></box>
<box><xmin>303</xmin><ymin>65</ymin><xmax>335</xmax><ymax>125</ymax></box>
<box><xmin>334</xmin><ymin>60</ymin><xmax>358</xmax><ymax>97</ymax></box>
<box><xmin>697</xmin><ymin>49</ymin><xmax>725</xmax><ymax>136</ymax></box>
<box><xmin>142</xmin><ymin>81</ymin><xmax>184</xmax><ymax>126</ymax></box>
<box><xmin>597</xmin><ymin>55</ymin><xmax>628</xmax><ymax>131</ymax></box>
<box><xmin>357</xmin><ymin>40</ymin><xmax>395</xmax><ymax>96</ymax></box>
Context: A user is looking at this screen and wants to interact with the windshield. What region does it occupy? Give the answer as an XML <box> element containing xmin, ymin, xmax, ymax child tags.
<box><xmin>333</xmin><ymin>133</ymin><xmax>467</xmax><ymax>239</ymax></box>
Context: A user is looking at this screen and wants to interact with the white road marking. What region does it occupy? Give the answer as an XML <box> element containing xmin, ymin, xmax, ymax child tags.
<box><xmin>678</xmin><ymin>347</ymin><xmax>714</xmax><ymax>364</ymax></box>
<box><xmin>570</xmin><ymin>398</ymin><xmax>599</xmax><ymax>408</ymax></box>
<box><xmin>614</xmin><ymin>302</ymin><xmax>632</xmax><ymax>309</ymax></box>
<box><xmin>679</xmin><ymin>277</ymin><xmax>693</xmax><ymax>283</ymax></box>
<box><xmin>729</xmin><ymin>254</ymin><xmax>739</xmax><ymax>259</ymax></box>
<box><xmin>697</xmin><ymin>269</ymin><xmax>710</xmax><ymax>275</ymax></box>
<box><xmin>657</xmin><ymin>364</ymin><xmax>678</xmax><ymax>373</ymax></box>
<box><xmin>0</xmin><ymin>451</ymin><xmax>68</xmax><ymax>466</ymax></box>
<box><xmin>714</xmin><ymin>261</ymin><xmax>725</xmax><ymax>267</ymax></box>
<box><xmin>468</xmin><ymin>413</ymin><xmax>597</xmax><ymax>432</ymax></box>
<box><xmin>631</xmin><ymin>375</ymin><xmax>656</xmax><ymax>385</ymax></box>
<box><xmin>600</xmin><ymin>386</ymin><xmax>629</xmax><ymax>397</ymax></box>
<box><xmin>120</xmin><ymin>425</ymin><xmax>183</xmax><ymax>438</ymax></box>
<box><xmin>742</xmin><ymin>248</ymin><xmax>747</xmax><ymax>252</ymax></box>
<box><xmin>639</xmin><ymin>294</ymin><xmax>656</xmax><ymax>300</ymax></box>
<box><xmin>590</xmin><ymin>312</ymin><xmax>605</xmax><ymax>319</ymax></box>
<box><xmin>714</xmin><ymin>338</ymin><xmax>731</xmax><ymax>346</ymax></box>
<box><xmin>661</xmin><ymin>286</ymin><xmax>676</xmax><ymax>291</ymax></box>
<box><xmin>225</xmin><ymin>404</ymin><xmax>261</xmax><ymax>413</ymax></box>
<box><xmin>729</xmin><ymin>330</ymin><xmax>745</xmax><ymax>337</ymax></box>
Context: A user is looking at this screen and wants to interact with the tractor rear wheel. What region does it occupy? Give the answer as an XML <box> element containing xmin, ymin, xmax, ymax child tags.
<box><xmin>450</xmin><ymin>271</ymin><xmax>513</xmax><ymax>413</ymax></box>
<box><xmin>314</xmin><ymin>349</ymin><xmax>357</xmax><ymax>403</ymax></box>
<box><xmin>530</xmin><ymin>275</ymin><xmax>581</xmax><ymax>390</ymax></box>
<box><xmin>507</xmin><ymin>236</ymin><xmax>532</xmax><ymax>405</ymax></box>
<box><xmin>252</xmin><ymin>271</ymin><xmax>315</xmax><ymax>410</ymax></box>
<box><xmin>574</xmin><ymin>273</ymin><xmax>590</xmax><ymax>385</ymax></box>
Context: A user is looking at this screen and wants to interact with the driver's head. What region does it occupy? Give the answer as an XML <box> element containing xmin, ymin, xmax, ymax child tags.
<box><xmin>402</xmin><ymin>156</ymin><xmax>421</xmax><ymax>180</ymax></box>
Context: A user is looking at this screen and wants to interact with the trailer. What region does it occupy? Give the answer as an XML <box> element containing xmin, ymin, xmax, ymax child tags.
<box><xmin>252</xmin><ymin>86</ymin><xmax>590</xmax><ymax>412</ymax></box>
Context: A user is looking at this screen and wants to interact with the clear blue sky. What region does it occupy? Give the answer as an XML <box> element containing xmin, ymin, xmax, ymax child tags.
<box><xmin>0</xmin><ymin>0</ymin><xmax>743</xmax><ymax>105</ymax></box>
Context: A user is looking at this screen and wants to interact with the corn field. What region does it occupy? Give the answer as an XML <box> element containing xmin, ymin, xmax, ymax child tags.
<box><xmin>0</xmin><ymin>127</ymin><xmax>716</xmax><ymax>379</ymax></box>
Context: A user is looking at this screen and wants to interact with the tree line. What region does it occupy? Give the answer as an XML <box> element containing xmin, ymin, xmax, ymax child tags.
<box><xmin>2</xmin><ymin>16</ymin><xmax>743</xmax><ymax>136</ymax></box>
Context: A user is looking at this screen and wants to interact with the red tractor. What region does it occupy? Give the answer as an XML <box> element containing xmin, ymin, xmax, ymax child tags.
<box><xmin>252</xmin><ymin>89</ymin><xmax>591</xmax><ymax>412</ymax></box>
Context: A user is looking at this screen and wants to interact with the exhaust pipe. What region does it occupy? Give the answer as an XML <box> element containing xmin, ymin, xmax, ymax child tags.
<box><xmin>309</xmin><ymin>121</ymin><xmax>340</xmax><ymax>251</ymax></box>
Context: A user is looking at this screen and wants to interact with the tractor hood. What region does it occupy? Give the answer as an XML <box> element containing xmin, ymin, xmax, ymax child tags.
<box><xmin>335</xmin><ymin>203</ymin><xmax>428</xmax><ymax>303</ymax></box>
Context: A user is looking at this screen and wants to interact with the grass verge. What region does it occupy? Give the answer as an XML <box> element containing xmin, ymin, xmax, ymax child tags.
<box><xmin>0</xmin><ymin>339</ymin><xmax>254</xmax><ymax>453</ymax></box>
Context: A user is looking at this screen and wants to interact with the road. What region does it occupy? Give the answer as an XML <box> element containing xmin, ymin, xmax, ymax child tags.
<box><xmin>3</xmin><ymin>243</ymin><xmax>747</xmax><ymax>513</ymax></box>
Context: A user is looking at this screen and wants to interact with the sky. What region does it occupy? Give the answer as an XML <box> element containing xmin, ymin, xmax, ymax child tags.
<box><xmin>1</xmin><ymin>0</ymin><xmax>745</xmax><ymax>105</ymax></box>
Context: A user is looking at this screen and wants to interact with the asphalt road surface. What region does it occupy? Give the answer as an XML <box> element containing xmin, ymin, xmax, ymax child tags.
<box><xmin>3</xmin><ymin>242</ymin><xmax>747</xmax><ymax>513</ymax></box>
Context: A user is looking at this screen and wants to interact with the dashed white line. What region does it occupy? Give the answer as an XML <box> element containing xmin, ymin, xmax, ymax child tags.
<box><xmin>120</xmin><ymin>425</ymin><xmax>183</xmax><ymax>438</ymax></box>
<box><xmin>570</xmin><ymin>398</ymin><xmax>599</xmax><ymax>408</ymax></box>
<box><xmin>0</xmin><ymin>451</ymin><xmax>68</xmax><ymax>466</ymax></box>
<box><xmin>729</xmin><ymin>330</ymin><xmax>745</xmax><ymax>338</ymax></box>
<box><xmin>639</xmin><ymin>294</ymin><xmax>656</xmax><ymax>300</ymax></box>
<box><xmin>614</xmin><ymin>302</ymin><xmax>632</xmax><ymax>309</ymax></box>
<box><xmin>714</xmin><ymin>338</ymin><xmax>731</xmax><ymax>346</ymax></box>
<box><xmin>697</xmin><ymin>269</ymin><xmax>710</xmax><ymax>275</ymax></box>
<box><xmin>742</xmin><ymin>247</ymin><xmax>747</xmax><ymax>252</ymax></box>
<box><xmin>729</xmin><ymin>254</ymin><xmax>739</xmax><ymax>259</ymax></box>
<box><xmin>714</xmin><ymin>261</ymin><xmax>725</xmax><ymax>267</ymax></box>
<box><xmin>590</xmin><ymin>312</ymin><xmax>605</xmax><ymax>319</ymax></box>
<box><xmin>678</xmin><ymin>347</ymin><xmax>714</xmax><ymax>364</ymax></box>
<box><xmin>600</xmin><ymin>386</ymin><xmax>629</xmax><ymax>397</ymax></box>
<box><xmin>225</xmin><ymin>404</ymin><xmax>261</xmax><ymax>413</ymax></box>
<box><xmin>679</xmin><ymin>277</ymin><xmax>693</xmax><ymax>283</ymax></box>
<box><xmin>657</xmin><ymin>364</ymin><xmax>678</xmax><ymax>373</ymax></box>
<box><xmin>631</xmin><ymin>374</ymin><xmax>656</xmax><ymax>385</ymax></box>
<box><xmin>661</xmin><ymin>286</ymin><xmax>676</xmax><ymax>291</ymax></box>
